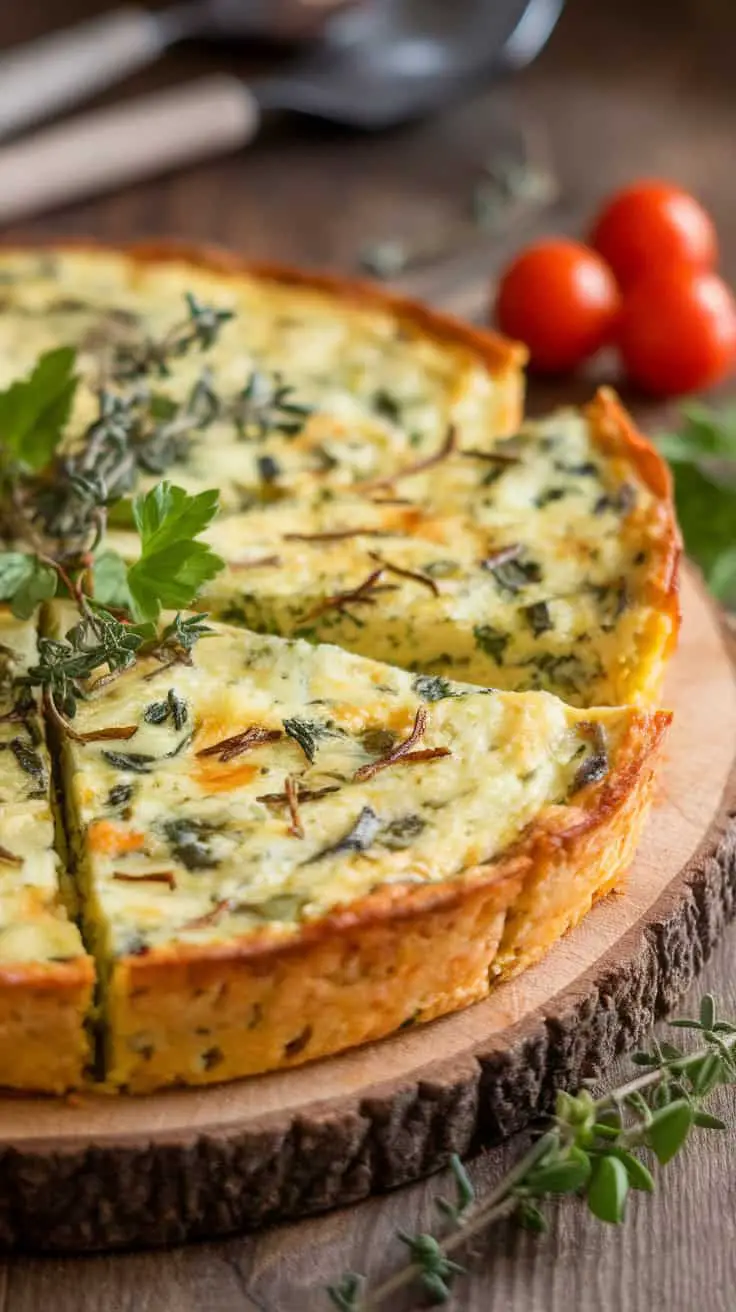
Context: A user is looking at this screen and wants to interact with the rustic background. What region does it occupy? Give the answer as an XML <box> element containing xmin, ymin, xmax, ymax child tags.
<box><xmin>1</xmin><ymin>0</ymin><xmax>736</xmax><ymax>1307</ymax></box>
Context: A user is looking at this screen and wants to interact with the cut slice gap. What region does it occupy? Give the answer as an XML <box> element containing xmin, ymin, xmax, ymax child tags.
<box><xmin>48</xmin><ymin>603</ymin><xmax>670</xmax><ymax>1093</ymax></box>
<box><xmin>0</xmin><ymin>608</ymin><xmax>94</xmax><ymax>1093</ymax></box>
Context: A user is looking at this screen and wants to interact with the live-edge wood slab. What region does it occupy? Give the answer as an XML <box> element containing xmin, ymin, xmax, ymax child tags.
<box><xmin>0</xmin><ymin>567</ymin><xmax>734</xmax><ymax>1254</ymax></box>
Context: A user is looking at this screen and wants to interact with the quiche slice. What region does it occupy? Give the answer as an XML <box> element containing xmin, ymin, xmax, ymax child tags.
<box><xmin>104</xmin><ymin>388</ymin><xmax>677</xmax><ymax>708</ymax></box>
<box><xmin>0</xmin><ymin>611</ymin><xmax>93</xmax><ymax>1093</ymax></box>
<box><xmin>0</xmin><ymin>245</ymin><xmax>525</xmax><ymax>510</ymax></box>
<box><xmin>51</xmin><ymin>609</ymin><xmax>669</xmax><ymax>1092</ymax></box>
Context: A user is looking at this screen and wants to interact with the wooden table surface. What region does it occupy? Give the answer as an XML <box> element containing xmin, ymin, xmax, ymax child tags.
<box><xmin>2</xmin><ymin>0</ymin><xmax>736</xmax><ymax>1307</ymax></box>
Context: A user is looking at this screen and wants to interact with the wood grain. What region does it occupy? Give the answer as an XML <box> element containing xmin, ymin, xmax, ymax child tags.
<box><xmin>2</xmin><ymin>0</ymin><xmax>736</xmax><ymax>1305</ymax></box>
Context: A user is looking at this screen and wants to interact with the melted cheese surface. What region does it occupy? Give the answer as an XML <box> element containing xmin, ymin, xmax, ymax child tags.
<box><xmin>53</xmin><ymin>609</ymin><xmax>636</xmax><ymax>964</ymax></box>
<box><xmin>0</xmin><ymin>249</ymin><xmax>518</xmax><ymax>510</ymax></box>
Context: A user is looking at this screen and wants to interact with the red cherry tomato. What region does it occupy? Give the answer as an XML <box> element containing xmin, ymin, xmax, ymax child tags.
<box><xmin>494</xmin><ymin>240</ymin><xmax>620</xmax><ymax>374</ymax></box>
<box><xmin>589</xmin><ymin>181</ymin><xmax>718</xmax><ymax>289</ymax></box>
<box><xmin>616</xmin><ymin>269</ymin><xmax>736</xmax><ymax>396</ymax></box>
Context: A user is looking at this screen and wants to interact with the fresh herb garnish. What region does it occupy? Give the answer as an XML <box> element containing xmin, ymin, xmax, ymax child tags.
<box><xmin>109</xmin><ymin>292</ymin><xmax>233</xmax><ymax>381</ymax></box>
<box><xmin>327</xmin><ymin>992</ymin><xmax>736</xmax><ymax>1310</ymax></box>
<box><xmin>524</xmin><ymin>600</ymin><xmax>553</xmax><ymax>636</ymax></box>
<box><xmin>163</xmin><ymin>817</ymin><xmax>220</xmax><ymax>871</ymax></box>
<box><xmin>101</xmin><ymin>750</ymin><xmax>155</xmax><ymax>775</ymax></box>
<box><xmin>230</xmin><ymin>370</ymin><xmax>313</xmax><ymax>440</ymax></box>
<box><xmin>473</xmin><ymin>625</ymin><xmax>510</xmax><ymax>663</ymax></box>
<box><xmin>651</xmin><ymin>403</ymin><xmax>736</xmax><ymax>605</ymax></box>
<box><xmin>283</xmin><ymin>717</ymin><xmax>331</xmax><ymax>764</ymax></box>
<box><xmin>572</xmin><ymin>722</ymin><xmax>609</xmax><ymax>791</ymax></box>
<box><xmin>120</xmin><ymin>482</ymin><xmax>223</xmax><ymax>623</ymax></box>
<box><xmin>306</xmin><ymin>806</ymin><xmax>382</xmax><ymax>864</ymax></box>
<box><xmin>0</xmin><ymin>294</ymin><xmax>235</xmax><ymax>729</ymax></box>
<box><xmin>144</xmin><ymin>688</ymin><xmax>188</xmax><ymax>730</ymax></box>
<box><xmin>412</xmin><ymin>675</ymin><xmax>455</xmax><ymax>702</ymax></box>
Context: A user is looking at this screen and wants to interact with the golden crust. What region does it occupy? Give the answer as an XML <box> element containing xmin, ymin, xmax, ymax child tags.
<box><xmin>105</xmin><ymin>711</ymin><xmax>669</xmax><ymax>1092</ymax></box>
<box><xmin>0</xmin><ymin>959</ymin><xmax>94</xmax><ymax>1094</ymax></box>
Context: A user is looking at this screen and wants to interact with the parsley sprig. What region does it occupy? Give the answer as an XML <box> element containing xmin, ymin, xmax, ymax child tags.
<box><xmin>328</xmin><ymin>993</ymin><xmax>735</xmax><ymax>1309</ymax></box>
<box><xmin>658</xmin><ymin>403</ymin><xmax>736</xmax><ymax>606</ymax></box>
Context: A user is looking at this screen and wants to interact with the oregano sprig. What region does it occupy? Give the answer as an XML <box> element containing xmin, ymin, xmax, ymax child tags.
<box><xmin>327</xmin><ymin>993</ymin><xmax>735</xmax><ymax>1310</ymax></box>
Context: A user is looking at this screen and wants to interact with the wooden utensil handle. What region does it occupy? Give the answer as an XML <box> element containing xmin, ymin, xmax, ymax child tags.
<box><xmin>0</xmin><ymin>77</ymin><xmax>260</xmax><ymax>225</ymax></box>
<box><xmin>0</xmin><ymin>7</ymin><xmax>167</xmax><ymax>141</ymax></box>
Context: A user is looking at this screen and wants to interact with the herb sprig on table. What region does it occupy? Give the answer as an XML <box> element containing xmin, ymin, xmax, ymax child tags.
<box><xmin>0</xmin><ymin>292</ymin><xmax>233</xmax><ymax>722</ymax></box>
<box><xmin>658</xmin><ymin>403</ymin><xmax>736</xmax><ymax>607</ymax></box>
<box><xmin>328</xmin><ymin>994</ymin><xmax>734</xmax><ymax>1309</ymax></box>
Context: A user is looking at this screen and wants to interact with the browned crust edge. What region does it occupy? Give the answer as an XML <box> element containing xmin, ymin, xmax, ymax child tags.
<box><xmin>586</xmin><ymin>386</ymin><xmax>682</xmax><ymax>657</ymax></box>
<box><xmin>99</xmin><ymin>709</ymin><xmax>670</xmax><ymax>1096</ymax></box>
<box><xmin>117</xmin><ymin>712</ymin><xmax>671</xmax><ymax>983</ymax></box>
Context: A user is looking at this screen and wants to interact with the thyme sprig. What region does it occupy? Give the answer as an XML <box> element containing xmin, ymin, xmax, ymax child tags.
<box><xmin>108</xmin><ymin>291</ymin><xmax>234</xmax><ymax>381</ymax></box>
<box><xmin>229</xmin><ymin>369</ymin><xmax>313</xmax><ymax>441</ymax></box>
<box><xmin>328</xmin><ymin>994</ymin><xmax>736</xmax><ymax>1309</ymax></box>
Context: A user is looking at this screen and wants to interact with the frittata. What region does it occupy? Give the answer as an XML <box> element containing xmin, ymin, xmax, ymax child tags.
<box><xmin>0</xmin><ymin>244</ymin><xmax>680</xmax><ymax>1093</ymax></box>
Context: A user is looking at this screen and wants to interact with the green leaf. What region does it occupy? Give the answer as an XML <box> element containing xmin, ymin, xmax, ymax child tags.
<box><xmin>692</xmin><ymin>1110</ymin><xmax>728</xmax><ymax>1130</ymax></box>
<box><xmin>126</xmin><ymin>482</ymin><xmax>224</xmax><ymax>622</ymax></box>
<box><xmin>516</xmin><ymin>1201</ymin><xmax>548</xmax><ymax>1233</ymax></box>
<box><xmin>525</xmin><ymin>1149</ymin><xmax>591</xmax><ymax>1196</ymax></box>
<box><xmin>671</xmin><ymin>463</ymin><xmax>736</xmax><ymax>606</ymax></box>
<box><xmin>0</xmin><ymin>347</ymin><xmax>78</xmax><ymax>472</ymax></box>
<box><xmin>657</xmin><ymin>404</ymin><xmax>736</xmax><ymax>463</ymax></box>
<box><xmin>587</xmin><ymin>1155</ymin><xmax>629</xmax><ymax>1224</ymax></box>
<box><xmin>646</xmin><ymin>1099</ymin><xmax>693</xmax><ymax>1165</ymax></box>
<box><xmin>606</xmin><ymin>1148</ymin><xmax>655</xmax><ymax>1193</ymax></box>
<box><xmin>93</xmin><ymin>550</ymin><xmax>133</xmax><ymax>611</ymax></box>
<box><xmin>326</xmin><ymin>1272</ymin><xmax>364</xmax><ymax>1311</ymax></box>
<box><xmin>700</xmin><ymin>994</ymin><xmax>717</xmax><ymax>1031</ymax></box>
<box><xmin>0</xmin><ymin>553</ymin><xmax>58</xmax><ymax>619</ymax></box>
<box><xmin>689</xmin><ymin>1053</ymin><xmax>723</xmax><ymax>1097</ymax></box>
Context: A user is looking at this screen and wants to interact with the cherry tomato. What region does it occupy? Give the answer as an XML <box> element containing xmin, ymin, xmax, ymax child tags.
<box><xmin>589</xmin><ymin>182</ymin><xmax>717</xmax><ymax>289</ymax></box>
<box><xmin>494</xmin><ymin>240</ymin><xmax>620</xmax><ymax>374</ymax></box>
<box><xmin>616</xmin><ymin>269</ymin><xmax>736</xmax><ymax>396</ymax></box>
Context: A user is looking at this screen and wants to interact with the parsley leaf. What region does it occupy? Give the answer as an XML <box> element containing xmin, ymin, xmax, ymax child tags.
<box><xmin>125</xmin><ymin>482</ymin><xmax>224</xmax><ymax>622</ymax></box>
<box><xmin>0</xmin><ymin>347</ymin><xmax>78</xmax><ymax>472</ymax></box>
<box><xmin>656</xmin><ymin>403</ymin><xmax>736</xmax><ymax>608</ymax></box>
<box><xmin>670</xmin><ymin>461</ymin><xmax>736</xmax><ymax>606</ymax></box>
<box><xmin>0</xmin><ymin>553</ymin><xmax>58</xmax><ymax>619</ymax></box>
<box><xmin>92</xmin><ymin>549</ymin><xmax>133</xmax><ymax>611</ymax></box>
<box><xmin>658</xmin><ymin>403</ymin><xmax>736</xmax><ymax>464</ymax></box>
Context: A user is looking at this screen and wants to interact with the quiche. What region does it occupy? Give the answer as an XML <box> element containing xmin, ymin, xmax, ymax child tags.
<box><xmin>49</xmin><ymin>608</ymin><xmax>669</xmax><ymax>1091</ymax></box>
<box><xmin>0</xmin><ymin>244</ymin><xmax>680</xmax><ymax>1093</ymax></box>
<box><xmin>0</xmin><ymin>611</ymin><xmax>93</xmax><ymax>1093</ymax></box>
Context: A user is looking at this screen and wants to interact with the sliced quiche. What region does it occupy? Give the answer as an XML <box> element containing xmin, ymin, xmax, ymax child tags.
<box><xmin>0</xmin><ymin>611</ymin><xmax>93</xmax><ymax>1092</ymax></box>
<box><xmin>192</xmin><ymin>389</ymin><xmax>679</xmax><ymax>707</ymax></box>
<box><xmin>50</xmin><ymin>609</ymin><xmax>669</xmax><ymax>1091</ymax></box>
<box><xmin>0</xmin><ymin>244</ymin><xmax>680</xmax><ymax>1093</ymax></box>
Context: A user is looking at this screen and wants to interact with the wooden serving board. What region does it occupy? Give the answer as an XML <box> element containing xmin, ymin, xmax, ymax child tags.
<box><xmin>0</xmin><ymin>566</ymin><xmax>734</xmax><ymax>1254</ymax></box>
